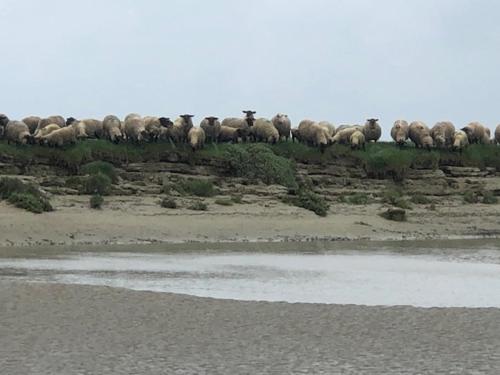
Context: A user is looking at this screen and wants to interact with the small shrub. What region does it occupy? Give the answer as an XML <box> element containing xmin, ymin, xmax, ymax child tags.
<box><xmin>177</xmin><ymin>179</ymin><xmax>216</xmax><ymax>197</ymax></box>
<box><xmin>381</xmin><ymin>189</ymin><xmax>412</xmax><ymax>209</ymax></box>
<box><xmin>346</xmin><ymin>193</ymin><xmax>370</xmax><ymax>205</ymax></box>
<box><xmin>89</xmin><ymin>194</ymin><xmax>104</xmax><ymax>209</ymax></box>
<box><xmin>482</xmin><ymin>191</ymin><xmax>498</xmax><ymax>204</ymax></box>
<box><xmin>215</xmin><ymin>198</ymin><xmax>234</xmax><ymax>206</ymax></box>
<box><xmin>410</xmin><ymin>194</ymin><xmax>432</xmax><ymax>204</ymax></box>
<box><xmin>80</xmin><ymin>161</ymin><xmax>118</xmax><ymax>183</ymax></box>
<box><xmin>380</xmin><ymin>208</ymin><xmax>406</xmax><ymax>221</ymax></box>
<box><xmin>231</xmin><ymin>195</ymin><xmax>243</xmax><ymax>204</ymax></box>
<box><xmin>285</xmin><ymin>188</ymin><xmax>329</xmax><ymax>217</ymax></box>
<box><xmin>463</xmin><ymin>191</ymin><xmax>480</xmax><ymax>204</ymax></box>
<box><xmin>7</xmin><ymin>192</ymin><xmax>53</xmax><ymax>214</ymax></box>
<box><xmin>188</xmin><ymin>200</ymin><xmax>208</xmax><ymax>211</ymax></box>
<box><xmin>160</xmin><ymin>197</ymin><xmax>177</xmax><ymax>209</ymax></box>
<box><xmin>83</xmin><ymin>173</ymin><xmax>112</xmax><ymax>195</ymax></box>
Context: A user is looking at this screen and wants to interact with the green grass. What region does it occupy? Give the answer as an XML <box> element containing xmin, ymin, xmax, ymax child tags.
<box><xmin>410</xmin><ymin>194</ymin><xmax>433</xmax><ymax>205</ymax></box>
<box><xmin>176</xmin><ymin>179</ymin><xmax>216</xmax><ymax>197</ymax></box>
<box><xmin>0</xmin><ymin>177</ymin><xmax>53</xmax><ymax>213</ymax></box>
<box><xmin>80</xmin><ymin>161</ymin><xmax>118</xmax><ymax>183</ymax></box>
<box><xmin>482</xmin><ymin>191</ymin><xmax>498</xmax><ymax>204</ymax></box>
<box><xmin>284</xmin><ymin>188</ymin><xmax>329</xmax><ymax>217</ymax></box>
<box><xmin>83</xmin><ymin>173</ymin><xmax>112</xmax><ymax>195</ymax></box>
<box><xmin>463</xmin><ymin>191</ymin><xmax>480</xmax><ymax>204</ymax></box>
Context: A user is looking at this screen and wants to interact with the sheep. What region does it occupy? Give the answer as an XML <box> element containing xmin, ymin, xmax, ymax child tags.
<box><xmin>251</xmin><ymin>118</ymin><xmax>279</xmax><ymax>144</ymax></box>
<box><xmin>123</xmin><ymin>114</ymin><xmax>148</xmax><ymax>143</ymax></box>
<box><xmin>298</xmin><ymin>120</ymin><xmax>329</xmax><ymax>150</ymax></box>
<box><xmin>158</xmin><ymin>117</ymin><xmax>174</xmax><ymax>142</ymax></box>
<box><xmin>452</xmin><ymin>130</ymin><xmax>469</xmax><ymax>152</ymax></box>
<box><xmin>41</xmin><ymin>126</ymin><xmax>77</xmax><ymax>147</ymax></box>
<box><xmin>271</xmin><ymin>113</ymin><xmax>291</xmax><ymax>141</ymax></box>
<box><xmin>350</xmin><ymin>130</ymin><xmax>366</xmax><ymax>150</ymax></box>
<box><xmin>363</xmin><ymin>118</ymin><xmax>382</xmax><ymax>142</ymax></box>
<box><xmin>495</xmin><ymin>124</ymin><xmax>500</xmax><ymax>145</ymax></box>
<box><xmin>35</xmin><ymin>115</ymin><xmax>65</xmax><ymax>135</ymax></box>
<box><xmin>430</xmin><ymin>121</ymin><xmax>455</xmax><ymax>148</ymax></box>
<box><xmin>332</xmin><ymin>126</ymin><xmax>363</xmax><ymax>145</ymax></box>
<box><xmin>22</xmin><ymin>116</ymin><xmax>41</xmax><ymax>134</ymax></box>
<box><xmin>103</xmin><ymin>115</ymin><xmax>123</xmax><ymax>143</ymax></box>
<box><xmin>337</xmin><ymin>124</ymin><xmax>361</xmax><ymax>132</ymax></box>
<box><xmin>218</xmin><ymin>126</ymin><xmax>242</xmax><ymax>143</ymax></box>
<box><xmin>221</xmin><ymin>110</ymin><xmax>256</xmax><ymax>142</ymax></box>
<box><xmin>461</xmin><ymin>122</ymin><xmax>490</xmax><ymax>144</ymax></box>
<box><xmin>318</xmin><ymin>121</ymin><xmax>336</xmax><ymax>139</ymax></box>
<box><xmin>33</xmin><ymin>124</ymin><xmax>61</xmax><ymax>143</ymax></box>
<box><xmin>291</xmin><ymin>128</ymin><xmax>302</xmax><ymax>143</ymax></box>
<box><xmin>391</xmin><ymin>120</ymin><xmax>409</xmax><ymax>146</ymax></box>
<box><xmin>172</xmin><ymin>114</ymin><xmax>195</xmax><ymax>143</ymax></box>
<box><xmin>409</xmin><ymin>121</ymin><xmax>433</xmax><ymax>149</ymax></box>
<box><xmin>187</xmin><ymin>127</ymin><xmax>206</xmax><ymax>151</ymax></box>
<box><xmin>5</xmin><ymin>121</ymin><xmax>32</xmax><ymax>145</ymax></box>
<box><xmin>200</xmin><ymin>116</ymin><xmax>221</xmax><ymax>143</ymax></box>
<box><xmin>72</xmin><ymin>119</ymin><xmax>103</xmax><ymax>139</ymax></box>
<box><xmin>143</xmin><ymin>116</ymin><xmax>162</xmax><ymax>142</ymax></box>
<box><xmin>0</xmin><ymin>114</ymin><xmax>9</xmax><ymax>139</ymax></box>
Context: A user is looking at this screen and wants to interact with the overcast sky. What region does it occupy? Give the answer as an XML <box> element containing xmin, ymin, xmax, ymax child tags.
<box><xmin>1</xmin><ymin>0</ymin><xmax>499</xmax><ymax>137</ymax></box>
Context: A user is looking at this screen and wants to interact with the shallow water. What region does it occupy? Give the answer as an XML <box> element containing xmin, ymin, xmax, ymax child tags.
<box><xmin>1</xmin><ymin>241</ymin><xmax>500</xmax><ymax>308</ymax></box>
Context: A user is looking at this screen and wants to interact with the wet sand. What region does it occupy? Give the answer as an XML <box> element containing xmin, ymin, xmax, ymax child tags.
<box><xmin>1</xmin><ymin>281</ymin><xmax>500</xmax><ymax>374</ymax></box>
<box><xmin>1</xmin><ymin>194</ymin><xmax>500</xmax><ymax>247</ymax></box>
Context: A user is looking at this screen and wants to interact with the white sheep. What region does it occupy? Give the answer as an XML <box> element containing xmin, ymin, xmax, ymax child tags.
<box><xmin>271</xmin><ymin>113</ymin><xmax>291</xmax><ymax>141</ymax></box>
<box><xmin>251</xmin><ymin>118</ymin><xmax>279</xmax><ymax>144</ymax></box>
<box><xmin>409</xmin><ymin>121</ymin><xmax>433</xmax><ymax>149</ymax></box>
<box><xmin>5</xmin><ymin>121</ymin><xmax>32</xmax><ymax>145</ymax></box>
<box><xmin>187</xmin><ymin>127</ymin><xmax>206</xmax><ymax>151</ymax></box>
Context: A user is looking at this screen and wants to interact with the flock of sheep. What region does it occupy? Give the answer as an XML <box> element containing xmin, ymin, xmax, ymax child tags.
<box><xmin>0</xmin><ymin>112</ymin><xmax>499</xmax><ymax>151</ymax></box>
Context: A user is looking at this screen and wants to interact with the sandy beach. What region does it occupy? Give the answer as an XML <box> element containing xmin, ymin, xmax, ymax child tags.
<box><xmin>0</xmin><ymin>280</ymin><xmax>499</xmax><ymax>374</ymax></box>
<box><xmin>1</xmin><ymin>192</ymin><xmax>500</xmax><ymax>247</ymax></box>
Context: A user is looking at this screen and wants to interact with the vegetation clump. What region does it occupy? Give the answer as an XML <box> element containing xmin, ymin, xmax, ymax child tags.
<box><xmin>89</xmin><ymin>194</ymin><xmax>104</xmax><ymax>209</ymax></box>
<box><xmin>381</xmin><ymin>188</ymin><xmax>412</xmax><ymax>209</ymax></box>
<box><xmin>80</xmin><ymin>161</ymin><xmax>118</xmax><ymax>183</ymax></box>
<box><xmin>463</xmin><ymin>190</ymin><xmax>480</xmax><ymax>204</ymax></box>
<box><xmin>339</xmin><ymin>192</ymin><xmax>370</xmax><ymax>205</ymax></box>
<box><xmin>410</xmin><ymin>194</ymin><xmax>433</xmax><ymax>205</ymax></box>
<box><xmin>188</xmin><ymin>200</ymin><xmax>208</xmax><ymax>211</ymax></box>
<box><xmin>0</xmin><ymin>177</ymin><xmax>53</xmax><ymax>213</ymax></box>
<box><xmin>83</xmin><ymin>173</ymin><xmax>112</xmax><ymax>195</ymax></box>
<box><xmin>160</xmin><ymin>197</ymin><xmax>177</xmax><ymax>209</ymax></box>
<box><xmin>176</xmin><ymin>179</ymin><xmax>216</xmax><ymax>197</ymax></box>
<box><xmin>482</xmin><ymin>191</ymin><xmax>498</xmax><ymax>204</ymax></box>
<box><xmin>214</xmin><ymin>198</ymin><xmax>234</xmax><ymax>206</ymax></box>
<box><xmin>284</xmin><ymin>188</ymin><xmax>329</xmax><ymax>217</ymax></box>
<box><xmin>380</xmin><ymin>208</ymin><xmax>406</xmax><ymax>222</ymax></box>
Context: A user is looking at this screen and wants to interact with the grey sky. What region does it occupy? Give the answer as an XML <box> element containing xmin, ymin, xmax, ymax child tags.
<box><xmin>1</xmin><ymin>0</ymin><xmax>499</xmax><ymax>137</ymax></box>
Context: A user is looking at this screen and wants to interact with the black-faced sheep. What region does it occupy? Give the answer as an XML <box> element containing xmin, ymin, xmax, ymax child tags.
<box><xmin>363</xmin><ymin>118</ymin><xmax>381</xmax><ymax>142</ymax></box>
<box><xmin>103</xmin><ymin>115</ymin><xmax>123</xmax><ymax>143</ymax></box>
<box><xmin>221</xmin><ymin>110</ymin><xmax>256</xmax><ymax>142</ymax></box>
<box><xmin>5</xmin><ymin>121</ymin><xmax>33</xmax><ymax>145</ymax></box>
<box><xmin>158</xmin><ymin>117</ymin><xmax>174</xmax><ymax>142</ymax></box>
<box><xmin>172</xmin><ymin>114</ymin><xmax>194</xmax><ymax>143</ymax></box>
<box><xmin>143</xmin><ymin>116</ymin><xmax>162</xmax><ymax>142</ymax></box>
<box><xmin>200</xmin><ymin>116</ymin><xmax>221</xmax><ymax>143</ymax></box>
<box><xmin>461</xmin><ymin>122</ymin><xmax>490</xmax><ymax>145</ymax></box>
<box><xmin>251</xmin><ymin>118</ymin><xmax>279</xmax><ymax>144</ymax></box>
<box><xmin>409</xmin><ymin>121</ymin><xmax>433</xmax><ymax>149</ymax></box>
<box><xmin>431</xmin><ymin>121</ymin><xmax>455</xmax><ymax>148</ymax></box>
<box><xmin>272</xmin><ymin>113</ymin><xmax>291</xmax><ymax>141</ymax></box>
<box><xmin>0</xmin><ymin>114</ymin><xmax>9</xmax><ymax>139</ymax></box>
<box><xmin>391</xmin><ymin>120</ymin><xmax>409</xmax><ymax>146</ymax></box>
<box><xmin>187</xmin><ymin>127</ymin><xmax>206</xmax><ymax>151</ymax></box>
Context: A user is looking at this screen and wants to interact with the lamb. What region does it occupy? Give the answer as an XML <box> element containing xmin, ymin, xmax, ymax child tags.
<box><xmin>5</xmin><ymin>121</ymin><xmax>32</xmax><ymax>144</ymax></box>
<box><xmin>409</xmin><ymin>121</ymin><xmax>433</xmax><ymax>149</ymax></box>
<box><xmin>363</xmin><ymin>118</ymin><xmax>382</xmax><ymax>142</ymax></box>
<box><xmin>391</xmin><ymin>120</ymin><xmax>409</xmax><ymax>146</ymax></box>
<box><xmin>41</xmin><ymin>126</ymin><xmax>77</xmax><ymax>147</ymax></box>
<box><xmin>103</xmin><ymin>115</ymin><xmax>123</xmax><ymax>143</ymax></box>
<box><xmin>187</xmin><ymin>127</ymin><xmax>206</xmax><ymax>151</ymax></box>
<box><xmin>350</xmin><ymin>130</ymin><xmax>366</xmax><ymax>150</ymax></box>
<box><xmin>430</xmin><ymin>121</ymin><xmax>455</xmax><ymax>148</ymax></box>
<box><xmin>452</xmin><ymin>130</ymin><xmax>469</xmax><ymax>151</ymax></box>
<box><xmin>272</xmin><ymin>113</ymin><xmax>291</xmax><ymax>141</ymax></box>
<box><xmin>22</xmin><ymin>116</ymin><xmax>41</xmax><ymax>134</ymax></box>
<box><xmin>291</xmin><ymin>128</ymin><xmax>302</xmax><ymax>143</ymax></box>
<box><xmin>34</xmin><ymin>124</ymin><xmax>61</xmax><ymax>143</ymax></box>
<box><xmin>251</xmin><ymin>118</ymin><xmax>279</xmax><ymax>144</ymax></box>
<box><xmin>35</xmin><ymin>115</ymin><xmax>65</xmax><ymax>135</ymax></box>
<box><xmin>495</xmin><ymin>124</ymin><xmax>500</xmax><ymax>144</ymax></box>
<box><xmin>218</xmin><ymin>126</ymin><xmax>242</xmax><ymax>143</ymax></box>
<box><xmin>123</xmin><ymin>114</ymin><xmax>148</xmax><ymax>143</ymax></box>
<box><xmin>221</xmin><ymin>110</ymin><xmax>256</xmax><ymax>142</ymax></box>
<box><xmin>332</xmin><ymin>126</ymin><xmax>363</xmax><ymax>145</ymax></box>
<box><xmin>200</xmin><ymin>116</ymin><xmax>221</xmax><ymax>143</ymax></box>
<box><xmin>461</xmin><ymin>122</ymin><xmax>490</xmax><ymax>144</ymax></box>
<box><xmin>298</xmin><ymin>120</ymin><xmax>329</xmax><ymax>149</ymax></box>
<box><xmin>172</xmin><ymin>114</ymin><xmax>195</xmax><ymax>143</ymax></box>
<box><xmin>143</xmin><ymin>116</ymin><xmax>162</xmax><ymax>141</ymax></box>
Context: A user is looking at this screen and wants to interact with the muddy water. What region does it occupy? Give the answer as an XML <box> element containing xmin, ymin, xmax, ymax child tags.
<box><xmin>1</xmin><ymin>239</ymin><xmax>499</xmax><ymax>308</ymax></box>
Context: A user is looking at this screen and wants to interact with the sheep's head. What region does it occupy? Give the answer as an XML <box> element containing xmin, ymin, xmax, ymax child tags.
<box><xmin>66</xmin><ymin>117</ymin><xmax>77</xmax><ymax>126</ymax></box>
<box><xmin>242</xmin><ymin>110</ymin><xmax>256</xmax><ymax>125</ymax></box>
<box><xmin>422</xmin><ymin>135</ymin><xmax>434</xmax><ymax>149</ymax></box>
<box><xmin>0</xmin><ymin>114</ymin><xmax>9</xmax><ymax>128</ymax></box>
<box><xmin>205</xmin><ymin>116</ymin><xmax>219</xmax><ymax>126</ymax></box>
<box><xmin>159</xmin><ymin>117</ymin><xmax>173</xmax><ymax>128</ymax></box>
<box><xmin>366</xmin><ymin>118</ymin><xmax>379</xmax><ymax>127</ymax></box>
<box><xmin>434</xmin><ymin>134</ymin><xmax>446</xmax><ymax>148</ymax></box>
<box><xmin>180</xmin><ymin>114</ymin><xmax>194</xmax><ymax>121</ymax></box>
